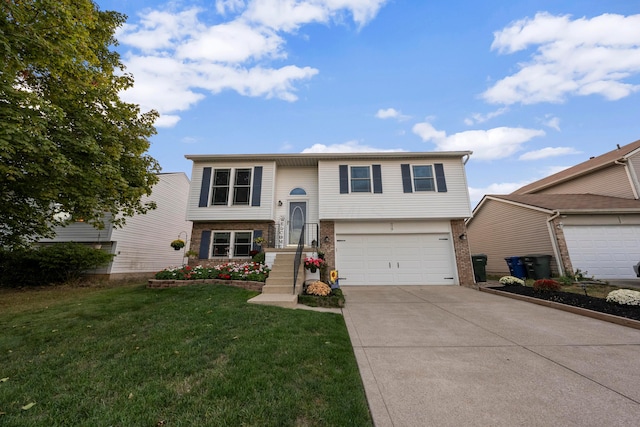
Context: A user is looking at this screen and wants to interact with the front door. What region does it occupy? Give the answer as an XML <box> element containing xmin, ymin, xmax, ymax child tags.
<box><xmin>288</xmin><ymin>201</ymin><xmax>306</xmax><ymax>245</ymax></box>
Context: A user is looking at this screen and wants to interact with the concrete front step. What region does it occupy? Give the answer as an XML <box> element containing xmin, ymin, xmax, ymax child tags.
<box><xmin>247</xmin><ymin>293</ymin><xmax>298</xmax><ymax>309</ymax></box>
<box><xmin>262</xmin><ymin>284</ymin><xmax>296</xmax><ymax>294</ymax></box>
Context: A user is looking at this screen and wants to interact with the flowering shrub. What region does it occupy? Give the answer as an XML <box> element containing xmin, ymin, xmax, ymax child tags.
<box><xmin>304</xmin><ymin>257</ymin><xmax>325</xmax><ymax>270</ymax></box>
<box><xmin>306</xmin><ymin>280</ymin><xmax>331</xmax><ymax>296</ymax></box>
<box><xmin>499</xmin><ymin>276</ymin><xmax>524</xmax><ymax>286</ymax></box>
<box><xmin>606</xmin><ymin>289</ymin><xmax>640</xmax><ymax>306</ymax></box>
<box><xmin>532</xmin><ymin>279</ymin><xmax>561</xmax><ymax>292</ymax></box>
<box><xmin>155</xmin><ymin>262</ymin><xmax>270</xmax><ymax>282</ymax></box>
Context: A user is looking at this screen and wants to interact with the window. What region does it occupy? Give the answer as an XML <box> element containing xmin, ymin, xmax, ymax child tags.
<box><xmin>350</xmin><ymin>166</ymin><xmax>371</xmax><ymax>192</ymax></box>
<box><xmin>211</xmin><ymin>231</ymin><xmax>254</xmax><ymax>257</ymax></box>
<box><xmin>233</xmin><ymin>168</ymin><xmax>251</xmax><ymax>205</ymax></box>
<box><xmin>412</xmin><ymin>165</ymin><xmax>435</xmax><ymax>191</ymax></box>
<box><xmin>212</xmin><ymin>169</ymin><xmax>230</xmax><ymax>205</ymax></box>
<box><xmin>289</xmin><ymin>187</ymin><xmax>307</xmax><ymax>195</ymax></box>
<box><xmin>212</xmin><ymin>232</ymin><xmax>231</xmax><ymax>257</ymax></box>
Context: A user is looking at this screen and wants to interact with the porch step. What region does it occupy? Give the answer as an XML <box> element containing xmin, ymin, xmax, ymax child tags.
<box><xmin>248</xmin><ymin>293</ymin><xmax>298</xmax><ymax>309</ymax></box>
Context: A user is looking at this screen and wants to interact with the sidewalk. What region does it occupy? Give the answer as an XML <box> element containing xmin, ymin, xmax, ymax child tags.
<box><xmin>342</xmin><ymin>285</ymin><xmax>640</xmax><ymax>426</ymax></box>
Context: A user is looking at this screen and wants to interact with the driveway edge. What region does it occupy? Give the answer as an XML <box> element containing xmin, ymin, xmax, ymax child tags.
<box><xmin>480</xmin><ymin>287</ymin><xmax>640</xmax><ymax>330</ymax></box>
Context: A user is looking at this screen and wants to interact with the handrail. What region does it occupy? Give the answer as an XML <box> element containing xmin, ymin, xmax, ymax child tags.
<box><xmin>292</xmin><ymin>223</ymin><xmax>305</xmax><ymax>294</ymax></box>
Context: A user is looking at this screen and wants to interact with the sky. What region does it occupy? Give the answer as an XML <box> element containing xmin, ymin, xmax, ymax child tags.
<box><xmin>96</xmin><ymin>0</ymin><xmax>640</xmax><ymax>208</ymax></box>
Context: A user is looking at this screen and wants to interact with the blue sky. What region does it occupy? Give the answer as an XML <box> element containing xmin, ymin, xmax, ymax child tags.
<box><xmin>96</xmin><ymin>0</ymin><xmax>640</xmax><ymax>207</ymax></box>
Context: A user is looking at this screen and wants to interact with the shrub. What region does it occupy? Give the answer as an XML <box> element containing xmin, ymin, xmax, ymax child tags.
<box><xmin>499</xmin><ymin>276</ymin><xmax>524</xmax><ymax>286</ymax></box>
<box><xmin>252</xmin><ymin>251</ymin><xmax>265</xmax><ymax>264</ymax></box>
<box><xmin>532</xmin><ymin>279</ymin><xmax>561</xmax><ymax>292</ymax></box>
<box><xmin>606</xmin><ymin>289</ymin><xmax>640</xmax><ymax>306</ymax></box>
<box><xmin>0</xmin><ymin>243</ymin><xmax>115</xmax><ymax>286</ymax></box>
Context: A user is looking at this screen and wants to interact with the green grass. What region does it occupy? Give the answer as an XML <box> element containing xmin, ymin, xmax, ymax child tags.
<box><xmin>0</xmin><ymin>283</ymin><xmax>372</xmax><ymax>426</ymax></box>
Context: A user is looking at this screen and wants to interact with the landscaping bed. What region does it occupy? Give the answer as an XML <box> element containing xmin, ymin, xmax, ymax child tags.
<box><xmin>488</xmin><ymin>285</ymin><xmax>640</xmax><ymax>321</ymax></box>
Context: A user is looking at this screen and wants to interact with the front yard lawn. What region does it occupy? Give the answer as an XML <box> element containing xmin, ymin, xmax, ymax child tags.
<box><xmin>0</xmin><ymin>283</ymin><xmax>372</xmax><ymax>426</ymax></box>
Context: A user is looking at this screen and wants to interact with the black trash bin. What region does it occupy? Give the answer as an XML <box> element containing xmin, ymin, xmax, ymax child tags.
<box><xmin>472</xmin><ymin>254</ymin><xmax>488</xmax><ymax>283</ymax></box>
<box><xmin>504</xmin><ymin>256</ymin><xmax>527</xmax><ymax>279</ymax></box>
<box><xmin>522</xmin><ymin>255</ymin><xmax>552</xmax><ymax>279</ymax></box>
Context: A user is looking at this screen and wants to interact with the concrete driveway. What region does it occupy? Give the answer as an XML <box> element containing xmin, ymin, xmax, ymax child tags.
<box><xmin>342</xmin><ymin>285</ymin><xmax>640</xmax><ymax>427</ymax></box>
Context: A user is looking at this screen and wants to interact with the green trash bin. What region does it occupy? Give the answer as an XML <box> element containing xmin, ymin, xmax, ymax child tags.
<box><xmin>472</xmin><ymin>254</ymin><xmax>488</xmax><ymax>283</ymax></box>
<box><xmin>522</xmin><ymin>255</ymin><xmax>552</xmax><ymax>279</ymax></box>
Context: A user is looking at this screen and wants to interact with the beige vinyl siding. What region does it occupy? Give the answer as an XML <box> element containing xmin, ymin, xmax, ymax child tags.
<box><xmin>467</xmin><ymin>199</ymin><xmax>557</xmax><ymax>276</ymax></box>
<box><xmin>274</xmin><ymin>167</ymin><xmax>319</xmax><ymax>225</ymax></box>
<box><xmin>318</xmin><ymin>158</ymin><xmax>471</xmax><ymax>220</ymax></box>
<box><xmin>42</xmin><ymin>214</ymin><xmax>114</xmax><ymax>243</ymax></box>
<box><xmin>626</xmin><ymin>152</ymin><xmax>640</xmax><ymax>198</ymax></box>
<box><xmin>186</xmin><ymin>161</ymin><xmax>275</xmax><ymax>221</ymax></box>
<box><xmin>535</xmin><ymin>165</ymin><xmax>635</xmax><ymax>198</ymax></box>
<box><xmin>109</xmin><ymin>173</ymin><xmax>191</xmax><ymax>274</ymax></box>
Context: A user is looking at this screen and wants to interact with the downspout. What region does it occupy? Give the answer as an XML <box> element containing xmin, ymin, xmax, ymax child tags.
<box><xmin>463</xmin><ymin>153</ymin><xmax>472</xmax><ymax>165</ymax></box>
<box><xmin>615</xmin><ymin>159</ymin><xmax>640</xmax><ymax>199</ymax></box>
<box><xmin>546</xmin><ymin>211</ymin><xmax>565</xmax><ymax>276</ymax></box>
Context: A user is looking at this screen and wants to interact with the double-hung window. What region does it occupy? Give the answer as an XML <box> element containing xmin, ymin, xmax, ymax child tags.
<box><xmin>350</xmin><ymin>166</ymin><xmax>371</xmax><ymax>192</ymax></box>
<box><xmin>212</xmin><ymin>169</ymin><xmax>231</xmax><ymax>205</ymax></box>
<box><xmin>412</xmin><ymin>165</ymin><xmax>435</xmax><ymax>191</ymax></box>
<box><xmin>211</xmin><ymin>168</ymin><xmax>252</xmax><ymax>206</ymax></box>
<box><xmin>233</xmin><ymin>169</ymin><xmax>251</xmax><ymax>205</ymax></box>
<box><xmin>211</xmin><ymin>231</ymin><xmax>253</xmax><ymax>257</ymax></box>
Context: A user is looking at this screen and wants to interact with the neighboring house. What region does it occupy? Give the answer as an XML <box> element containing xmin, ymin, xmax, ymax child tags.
<box><xmin>185</xmin><ymin>151</ymin><xmax>475</xmax><ymax>287</ymax></box>
<box><xmin>41</xmin><ymin>172</ymin><xmax>192</xmax><ymax>279</ymax></box>
<box><xmin>467</xmin><ymin>139</ymin><xmax>640</xmax><ymax>279</ymax></box>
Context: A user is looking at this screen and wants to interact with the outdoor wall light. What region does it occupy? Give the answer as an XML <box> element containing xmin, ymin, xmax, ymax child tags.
<box><xmin>459</xmin><ymin>233</ymin><xmax>467</xmax><ymax>240</ymax></box>
<box><xmin>278</xmin><ymin>200</ymin><xmax>283</xmax><ymax>206</ymax></box>
<box><xmin>323</xmin><ymin>236</ymin><xmax>330</xmax><ymax>243</ymax></box>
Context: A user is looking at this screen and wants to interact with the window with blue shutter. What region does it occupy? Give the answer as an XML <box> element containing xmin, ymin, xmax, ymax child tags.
<box><xmin>251</xmin><ymin>166</ymin><xmax>262</xmax><ymax>206</ymax></box>
<box><xmin>434</xmin><ymin>163</ymin><xmax>447</xmax><ymax>192</ymax></box>
<box><xmin>199</xmin><ymin>167</ymin><xmax>212</xmax><ymax>207</ymax></box>
<box><xmin>339</xmin><ymin>165</ymin><xmax>348</xmax><ymax>194</ymax></box>
<box><xmin>199</xmin><ymin>230</ymin><xmax>211</xmax><ymax>258</ymax></box>
<box><xmin>401</xmin><ymin>164</ymin><xmax>413</xmax><ymax>193</ymax></box>
<box><xmin>372</xmin><ymin>164</ymin><xmax>383</xmax><ymax>193</ymax></box>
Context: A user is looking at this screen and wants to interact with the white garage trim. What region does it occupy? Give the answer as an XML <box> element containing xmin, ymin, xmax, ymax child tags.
<box><xmin>562</xmin><ymin>225</ymin><xmax>640</xmax><ymax>279</ymax></box>
<box><xmin>335</xmin><ymin>233</ymin><xmax>457</xmax><ymax>285</ymax></box>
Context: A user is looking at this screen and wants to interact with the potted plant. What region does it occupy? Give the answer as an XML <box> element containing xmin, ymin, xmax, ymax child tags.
<box><xmin>253</xmin><ymin>236</ymin><xmax>266</xmax><ymax>246</ymax></box>
<box><xmin>170</xmin><ymin>239</ymin><xmax>185</xmax><ymax>250</ymax></box>
<box><xmin>304</xmin><ymin>257</ymin><xmax>325</xmax><ymax>273</ymax></box>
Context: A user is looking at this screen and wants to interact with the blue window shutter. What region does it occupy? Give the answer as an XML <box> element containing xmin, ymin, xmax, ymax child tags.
<box><xmin>400</xmin><ymin>164</ymin><xmax>412</xmax><ymax>193</ymax></box>
<box><xmin>199</xmin><ymin>167</ymin><xmax>212</xmax><ymax>207</ymax></box>
<box><xmin>251</xmin><ymin>166</ymin><xmax>263</xmax><ymax>206</ymax></box>
<box><xmin>199</xmin><ymin>230</ymin><xmax>211</xmax><ymax>259</ymax></box>
<box><xmin>434</xmin><ymin>163</ymin><xmax>448</xmax><ymax>192</ymax></box>
<box><xmin>372</xmin><ymin>164</ymin><xmax>383</xmax><ymax>193</ymax></box>
<box><xmin>252</xmin><ymin>230</ymin><xmax>263</xmax><ymax>250</ymax></box>
<box><xmin>339</xmin><ymin>165</ymin><xmax>348</xmax><ymax>194</ymax></box>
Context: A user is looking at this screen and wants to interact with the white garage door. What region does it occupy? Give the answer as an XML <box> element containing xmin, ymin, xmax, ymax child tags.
<box><xmin>335</xmin><ymin>234</ymin><xmax>457</xmax><ymax>285</ymax></box>
<box><xmin>563</xmin><ymin>225</ymin><xmax>640</xmax><ymax>279</ymax></box>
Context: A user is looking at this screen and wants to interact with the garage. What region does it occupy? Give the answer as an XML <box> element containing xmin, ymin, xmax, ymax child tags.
<box><xmin>562</xmin><ymin>225</ymin><xmax>640</xmax><ymax>279</ymax></box>
<box><xmin>335</xmin><ymin>233</ymin><xmax>457</xmax><ymax>285</ymax></box>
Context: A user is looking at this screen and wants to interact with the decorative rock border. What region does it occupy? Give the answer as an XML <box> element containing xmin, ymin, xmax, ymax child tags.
<box><xmin>148</xmin><ymin>279</ymin><xmax>264</xmax><ymax>292</ymax></box>
<box><xmin>481</xmin><ymin>287</ymin><xmax>640</xmax><ymax>330</ymax></box>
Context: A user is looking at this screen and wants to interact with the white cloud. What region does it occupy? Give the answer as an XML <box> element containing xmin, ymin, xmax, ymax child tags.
<box><xmin>412</xmin><ymin>120</ymin><xmax>545</xmax><ymax>160</ymax></box>
<box><xmin>483</xmin><ymin>12</ymin><xmax>640</xmax><ymax>105</ymax></box>
<box><xmin>155</xmin><ymin>114</ymin><xmax>182</xmax><ymax>128</ymax></box>
<box><xmin>301</xmin><ymin>140</ymin><xmax>405</xmax><ymax>153</ymax></box>
<box><xmin>464</xmin><ymin>107</ymin><xmax>509</xmax><ymax>125</ymax></box>
<box><xmin>116</xmin><ymin>1</ymin><xmax>389</xmax><ymax>125</ymax></box>
<box><xmin>468</xmin><ymin>181</ymin><xmax>533</xmax><ymax>208</ymax></box>
<box><xmin>243</xmin><ymin>0</ymin><xmax>389</xmax><ymax>31</ymax></box>
<box><xmin>541</xmin><ymin>115</ymin><xmax>561</xmax><ymax>131</ymax></box>
<box><xmin>375</xmin><ymin>107</ymin><xmax>410</xmax><ymax>121</ymax></box>
<box><xmin>519</xmin><ymin>146</ymin><xmax>581</xmax><ymax>161</ymax></box>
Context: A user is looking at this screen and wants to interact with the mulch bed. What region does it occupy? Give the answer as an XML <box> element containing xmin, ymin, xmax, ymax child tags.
<box><xmin>489</xmin><ymin>286</ymin><xmax>640</xmax><ymax>321</ymax></box>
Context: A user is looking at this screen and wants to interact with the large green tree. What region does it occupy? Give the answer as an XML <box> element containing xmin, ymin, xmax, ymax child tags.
<box><xmin>0</xmin><ymin>0</ymin><xmax>160</xmax><ymax>248</ymax></box>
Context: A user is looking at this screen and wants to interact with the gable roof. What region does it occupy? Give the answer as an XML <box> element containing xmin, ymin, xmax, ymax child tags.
<box><xmin>481</xmin><ymin>193</ymin><xmax>640</xmax><ymax>214</ymax></box>
<box><xmin>513</xmin><ymin>138</ymin><xmax>640</xmax><ymax>194</ymax></box>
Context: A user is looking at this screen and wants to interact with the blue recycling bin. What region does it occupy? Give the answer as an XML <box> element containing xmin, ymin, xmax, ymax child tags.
<box><xmin>504</xmin><ymin>256</ymin><xmax>527</xmax><ymax>279</ymax></box>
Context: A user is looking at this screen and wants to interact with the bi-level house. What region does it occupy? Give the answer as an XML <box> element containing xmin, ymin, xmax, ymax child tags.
<box><xmin>467</xmin><ymin>139</ymin><xmax>640</xmax><ymax>280</ymax></box>
<box><xmin>185</xmin><ymin>151</ymin><xmax>475</xmax><ymax>291</ymax></box>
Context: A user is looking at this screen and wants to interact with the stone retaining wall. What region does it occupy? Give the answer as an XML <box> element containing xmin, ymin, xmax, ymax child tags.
<box><xmin>148</xmin><ymin>279</ymin><xmax>264</xmax><ymax>292</ymax></box>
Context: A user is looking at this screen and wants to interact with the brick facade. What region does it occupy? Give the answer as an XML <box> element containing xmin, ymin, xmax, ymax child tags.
<box><xmin>188</xmin><ymin>221</ymin><xmax>273</xmax><ymax>267</ymax></box>
<box><xmin>450</xmin><ymin>219</ymin><xmax>475</xmax><ymax>287</ymax></box>
<box><xmin>551</xmin><ymin>217</ymin><xmax>573</xmax><ymax>276</ymax></box>
<box><xmin>318</xmin><ymin>220</ymin><xmax>336</xmax><ymax>281</ymax></box>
